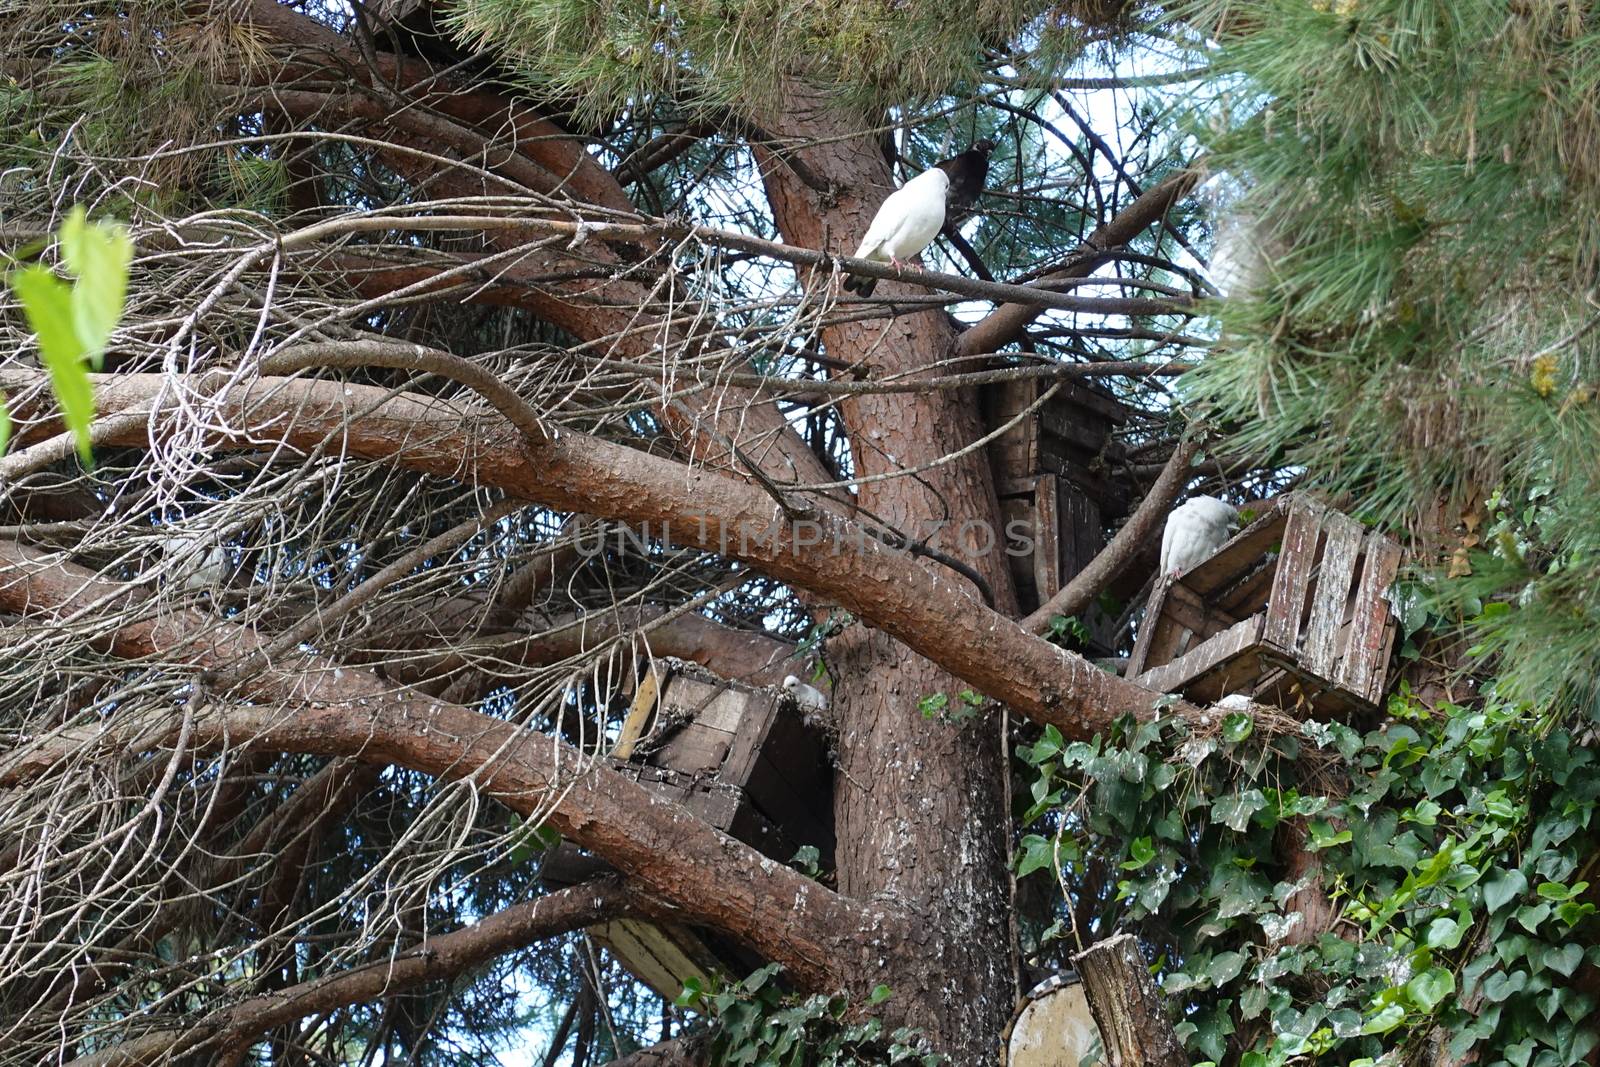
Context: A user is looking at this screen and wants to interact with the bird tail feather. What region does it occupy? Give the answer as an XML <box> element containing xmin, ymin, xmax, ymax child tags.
<box><xmin>842</xmin><ymin>274</ymin><xmax>877</xmax><ymax>297</ymax></box>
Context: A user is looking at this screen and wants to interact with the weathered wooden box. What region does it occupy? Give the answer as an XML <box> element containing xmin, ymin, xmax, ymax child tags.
<box><xmin>544</xmin><ymin>659</ymin><xmax>834</xmax><ymax>998</ymax></box>
<box><xmin>1126</xmin><ymin>495</ymin><xmax>1402</xmax><ymax>717</ymax></box>
<box><xmin>983</xmin><ymin>377</ymin><xmax>1131</xmax><ymax>639</ymax></box>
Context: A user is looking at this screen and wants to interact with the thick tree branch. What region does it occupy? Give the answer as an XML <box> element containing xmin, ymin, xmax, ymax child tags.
<box><xmin>62</xmin><ymin>878</ymin><xmax>650</xmax><ymax>1067</ymax></box>
<box><xmin>0</xmin><ymin>542</ymin><xmax>888</xmax><ymax>993</ymax></box>
<box><xmin>1073</xmin><ymin>933</ymin><xmax>1187</xmax><ymax>1067</ymax></box>
<box><xmin>0</xmin><ymin>368</ymin><xmax>1191</xmax><ymax>734</ymax></box>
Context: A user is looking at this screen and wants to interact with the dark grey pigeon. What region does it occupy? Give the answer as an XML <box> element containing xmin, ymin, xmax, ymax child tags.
<box><xmin>935</xmin><ymin>138</ymin><xmax>996</xmax><ymax>222</ymax></box>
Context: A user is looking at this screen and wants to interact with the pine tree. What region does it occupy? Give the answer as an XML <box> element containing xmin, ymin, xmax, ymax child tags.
<box><xmin>2</xmin><ymin>1</ymin><xmax>1595</xmax><ymax>1065</ymax></box>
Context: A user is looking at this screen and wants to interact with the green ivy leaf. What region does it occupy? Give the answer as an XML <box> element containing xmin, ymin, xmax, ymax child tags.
<box><xmin>1222</xmin><ymin>712</ymin><xmax>1253</xmax><ymax>742</ymax></box>
<box><xmin>1481</xmin><ymin>969</ymin><xmax>1528</xmax><ymax>1002</ymax></box>
<box><xmin>1359</xmin><ymin>1002</ymin><xmax>1406</xmax><ymax>1035</ymax></box>
<box><xmin>1405</xmin><ymin>967</ymin><xmax>1454</xmax><ymax>1012</ymax></box>
<box><xmin>1556</xmin><ymin>900</ymin><xmax>1597</xmax><ymax>925</ymax></box>
<box><xmin>1535</xmin><ymin>880</ymin><xmax>1586</xmax><ymax>901</ymax></box>
<box><xmin>1544</xmin><ymin>942</ymin><xmax>1583</xmax><ymax>977</ymax></box>
<box><xmin>1016</xmin><ymin>834</ymin><xmax>1054</xmax><ymax>879</ymax></box>
<box><xmin>868</xmin><ymin>983</ymin><xmax>892</xmax><ymax>1005</ymax></box>
<box><xmin>1122</xmin><ymin>836</ymin><xmax>1156</xmax><ymax>870</ymax></box>
<box><xmin>1212</xmin><ymin>790</ymin><xmax>1267</xmax><ymax>832</ymax></box>
<box><xmin>1425</xmin><ymin>916</ymin><xmax>1465</xmax><ymax>950</ymax></box>
<box><xmin>1207</xmin><ymin>951</ymin><xmax>1246</xmax><ymax>986</ymax></box>
<box><xmin>676</xmin><ymin>976</ymin><xmax>705</xmax><ymax>1007</ymax></box>
<box><xmin>1483</xmin><ymin>868</ymin><xmax>1528</xmax><ymax>912</ymax></box>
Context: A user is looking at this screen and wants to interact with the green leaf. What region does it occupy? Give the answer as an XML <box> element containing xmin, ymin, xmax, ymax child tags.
<box><xmin>1206</xmin><ymin>951</ymin><xmax>1247</xmax><ymax>986</ymax></box>
<box><xmin>1212</xmin><ymin>790</ymin><xmax>1267</xmax><ymax>832</ymax></box>
<box><xmin>1544</xmin><ymin>942</ymin><xmax>1583</xmax><ymax>977</ymax></box>
<box><xmin>1481</xmin><ymin>969</ymin><xmax>1528</xmax><ymax>1002</ymax></box>
<box><xmin>1121</xmin><ymin>836</ymin><xmax>1156</xmax><ymax>870</ymax></box>
<box><xmin>1483</xmin><ymin>868</ymin><xmax>1528</xmax><ymax>912</ymax></box>
<box><xmin>1031</xmin><ymin>725</ymin><xmax>1065</xmax><ymax>762</ymax></box>
<box><xmin>1425</xmin><ymin>916</ymin><xmax>1465</xmax><ymax>949</ymax></box>
<box><xmin>1221</xmin><ymin>712</ymin><xmax>1253</xmax><ymax>742</ymax></box>
<box><xmin>11</xmin><ymin>265</ymin><xmax>95</xmax><ymax>465</ymax></box>
<box><xmin>58</xmin><ymin>205</ymin><xmax>131</xmax><ymax>368</ymax></box>
<box><xmin>1359</xmin><ymin>1002</ymin><xmax>1406</xmax><ymax>1035</ymax></box>
<box><xmin>0</xmin><ymin>395</ymin><xmax>9</xmax><ymax>456</ymax></box>
<box><xmin>1516</xmin><ymin>902</ymin><xmax>1550</xmax><ymax>932</ymax></box>
<box><xmin>1016</xmin><ymin>834</ymin><xmax>1054</xmax><ymax>879</ymax></box>
<box><xmin>1405</xmin><ymin>967</ymin><xmax>1454</xmax><ymax>1012</ymax></box>
<box><xmin>1556</xmin><ymin>900</ymin><xmax>1597</xmax><ymax>925</ymax></box>
<box><xmin>868</xmin><ymin>983</ymin><xmax>892</xmax><ymax>1005</ymax></box>
<box><xmin>1536</xmin><ymin>880</ymin><xmax>1585</xmax><ymax>901</ymax></box>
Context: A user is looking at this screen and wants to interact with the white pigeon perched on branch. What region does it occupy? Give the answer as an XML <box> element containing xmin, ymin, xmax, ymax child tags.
<box><xmin>1160</xmin><ymin>496</ymin><xmax>1239</xmax><ymax>576</ymax></box>
<box><xmin>842</xmin><ymin>166</ymin><xmax>950</xmax><ymax>298</ymax></box>
<box><xmin>782</xmin><ymin>674</ymin><xmax>830</xmax><ymax>713</ymax></box>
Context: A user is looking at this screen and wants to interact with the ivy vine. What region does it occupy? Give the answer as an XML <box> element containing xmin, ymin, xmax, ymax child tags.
<box><xmin>677</xmin><ymin>965</ymin><xmax>943</xmax><ymax>1067</ymax></box>
<box><xmin>1016</xmin><ymin>687</ymin><xmax>1600</xmax><ymax>1066</ymax></box>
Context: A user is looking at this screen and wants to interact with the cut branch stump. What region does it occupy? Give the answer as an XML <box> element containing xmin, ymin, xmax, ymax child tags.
<box><xmin>1073</xmin><ymin>934</ymin><xmax>1187</xmax><ymax>1067</ymax></box>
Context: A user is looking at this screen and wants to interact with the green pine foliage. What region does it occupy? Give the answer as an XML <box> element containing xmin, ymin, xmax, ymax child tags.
<box><xmin>1176</xmin><ymin>0</ymin><xmax>1600</xmax><ymax>717</ymax></box>
<box><xmin>444</xmin><ymin>0</ymin><xmax>1086</xmax><ymax>123</ymax></box>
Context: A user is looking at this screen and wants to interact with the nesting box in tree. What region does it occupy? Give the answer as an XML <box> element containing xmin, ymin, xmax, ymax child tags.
<box><xmin>542</xmin><ymin>659</ymin><xmax>834</xmax><ymax>999</ymax></box>
<box><xmin>1126</xmin><ymin>495</ymin><xmax>1403</xmax><ymax>717</ymax></box>
<box><xmin>983</xmin><ymin>377</ymin><xmax>1132</xmax><ymax>641</ymax></box>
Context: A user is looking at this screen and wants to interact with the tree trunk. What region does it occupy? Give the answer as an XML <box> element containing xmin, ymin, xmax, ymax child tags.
<box><xmin>757</xmin><ymin>83</ymin><xmax>1020</xmax><ymax>1056</ymax></box>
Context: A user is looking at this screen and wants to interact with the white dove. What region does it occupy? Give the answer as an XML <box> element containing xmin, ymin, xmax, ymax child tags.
<box><xmin>781</xmin><ymin>674</ymin><xmax>830</xmax><ymax>712</ymax></box>
<box><xmin>842</xmin><ymin>166</ymin><xmax>950</xmax><ymax>297</ymax></box>
<box><xmin>1160</xmin><ymin>496</ymin><xmax>1239</xmax><ymax>576</ymax></box>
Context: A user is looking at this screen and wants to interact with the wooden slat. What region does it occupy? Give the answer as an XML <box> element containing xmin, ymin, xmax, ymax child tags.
<box><xmin>591</xmin><ymin>919</ymin><xmax>715</xmax><ymax>1001</ymax></box>
<box><xmin>1059</xmin><ymin>482</ymin><xmax>1103</xmax><ymax>584</ymax></box>
<box><xmin>1125</xmin><ymin>577</ymin><xmax>1174</xmax><ymax>677</ymax></box>
<box><xmin>719</xmin><ymin>690</ymin><xmax>779</xmax><ymax>788</ymax></box>
<box><xmin>1339</xmin><ymin>532</ymin><xmax>1404</xmax><ymax>705</ymax></box>
<box><xmin>1135</xmin><ymin>616</ymin><xmax>1264</xmax><ymax>697</ymax></box>
<box><xmin>1262</xmin><ymin>498</ymin><xmax>1326</xmax><ymax>654</ymax></box>
<box><xmin>1301</xmin><ymin>512</ymin><xmax>1364</xmax><ymax>679</ymax></box>
<box><xmin>613</xmin><ymin>663</ymin><xmax>666</xmax><ymax>760</ymax></box>
<box><xmin>1040</xmin><ymin>401</ymin><xmax>1116</xmax><ymax>454</ymax></box>
<box><xmin>1165</xmin><ymin>581</ymin><xmax>1238</xmax><ymax>642</ymax></box>
<box><xmin>1217</xmin><ymin>559</ymin><xmax>1278</xmax><ymax>617</ymax></box>
<box><xmin>1000</xmin><ymin>494</ymin><xmax>1037</xmax><ymax>609</ymax></box>
<box><xmin>1032</xmin><ymin>475</ymin><xmax>1061</xmax><ymax>602</ymax></box>
<box><xmin>1142</xmin><ymin>600</ymin><xmax>1200</xmax><ymax>673</ymax></box>
<box><xmin>662</xmin><ymin>676</ymin><xmax>747</xmax><ymax>734</ymax></box>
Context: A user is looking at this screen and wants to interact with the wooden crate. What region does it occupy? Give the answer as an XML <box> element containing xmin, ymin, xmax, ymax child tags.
<box><xmin>983</xmin><ymin>378</ymin><xmax>1132</xmax><ymax>516</ymax></box>
<box><xmin>617</xmin><ymin>660</ymin><xmax>834</xmax><ymax>860</ymax></box>
<box><xmin>544</xmin><ymin>659</ymin><xmax>834</xmax><ymax>998</ymax></box>
<box><xmin>1125</xmin><ymin>495</ymin><xmax>1403</xmax><ymax>717</ymax></box>
<box><xmin>983</xmin><ymin>378</ymin><xmax>1131</xmax><ymax>627</ymax></box>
